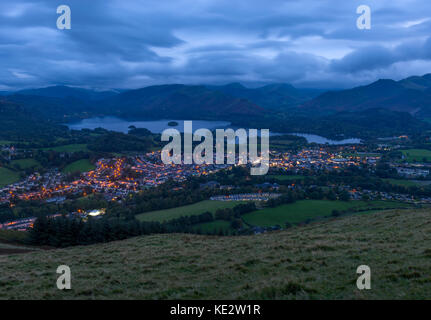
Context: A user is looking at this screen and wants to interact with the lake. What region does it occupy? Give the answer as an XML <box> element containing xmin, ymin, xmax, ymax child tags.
<box><xmin>290</xmin><ymin>133</ymin><xmax>362</xmax><ymax>145</ymax></box>
<box><xmin>66</xmin><ymin>117</ymin><xmax>361</xmax><ymax>145</ymax></box>
<box><xmin>67</xmin><ymin>117</ymin><xmax>231</xmax><ymax>134</ymax></box>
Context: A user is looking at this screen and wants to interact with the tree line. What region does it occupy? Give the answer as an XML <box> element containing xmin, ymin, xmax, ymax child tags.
<box><xmin>27</xmin><ymin>202</ymin><xmax>257</xmax><ymax>247</ymax></box>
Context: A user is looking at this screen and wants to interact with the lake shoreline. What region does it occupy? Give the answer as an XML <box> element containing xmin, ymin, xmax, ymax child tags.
<box><xmin>66</xmin><ymin>116</ymin><xmax>362</xmax><ymax>145</ymax></box>
<box><xmin>289</xmin><ymin>133</ymin><xmax>362</xmax><ymax>145</ymax></box>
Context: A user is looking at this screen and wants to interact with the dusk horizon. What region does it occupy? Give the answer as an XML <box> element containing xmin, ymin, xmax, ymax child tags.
<box><xmin>1</xmin><ymin>0</ymin><xmax>431</xmax><ymax>91</ymax></box>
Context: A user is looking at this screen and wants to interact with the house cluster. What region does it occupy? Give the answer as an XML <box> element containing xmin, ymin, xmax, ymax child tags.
<box><xmin>348</xmin><ymin>188</ymin><xmax>431</xmax><ymax>204</ymax></box>
<box><xmin>0</xmin><ymin>152</ymin><xmax>235</xmax><ymax>204</ymax></box>
<box><xmin>1</xmin><ymin>146</ymin><xmax>17</xmax><ymax>161</ymax></box>
<box><xmin>0</xmin><ymin>209</ymin><xmax>106</xmax><ymax>231</ymax></box>
<box><xmin>269</xmin><ymin>148</ymin><xmax>378</xmax><ymax>172</ymax></box>
<box><xmin>394</xmin><ymin>166</ymin><xmax>430</xmax><ymax>178</ymax></box>
<box><xmin>133</xmin><ymin>152</ymin><xmax>232</xmax><ymax>187</ymax></box>
<box><xmin>210</xmin><ymin>193</ymin><xmax>281</xmax><ymax>201</ymax></box>
<box><xmin>0</xmin><ymin>170</ymin><xmax>65</xmax><ymax>203</ymax></box>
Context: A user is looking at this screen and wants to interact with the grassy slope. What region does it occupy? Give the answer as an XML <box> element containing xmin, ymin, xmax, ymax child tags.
<box><xmin>383</xmin><ymin>178</ymin><xmax>431</xmax><ymax>187</ymax></box>
<box><xmin>42</xmin><ymin>144</ymin><xmax>88</xmax><ymax>152</ymax></box>
<box><xmin>136</xmin><ymin>200</ymin><xmax>244</xmax><ymax>222</ymax></box>
<box><xmin>11</xmin><ymin>159</ymin><xmax>40</xmax><ymax>169</ymax></box>
<box><xmin>242</xmin><ymin>200</ymin><xmax>411</xmax><ymax>226</ymax></box>
<box><xmin>0</xmin><ymin>167</ymin><xmax>20</xmax><ymax>187</ymax></box>
<box><xmin>401</xmin><ymin>149</ymin><xmax>431</xmax><ymax>162</ymax></box>
<box><xmin>1</xmin><ymin>209</ymin><xmax>431</xmax><ymax>299</ymax></box>
<box><xmin>62</xmin><ymin>159</ymin><xmax>95</xmax><ymax>174</ymax></box>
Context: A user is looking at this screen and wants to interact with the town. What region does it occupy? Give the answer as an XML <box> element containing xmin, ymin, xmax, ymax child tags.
<box><xmin>0</xmin><ymin>152</ymin><xmax>232</xmax><ymax>205</ymax></box>
<box><xmin>2</xmin><ymin>145</ymin><xmax>431</xmax><ymax>207</ymax></box>
<box><xmin>2</xmin><ymin>140</ymin><xmax>431</xmax><ymax>231</ymax></box>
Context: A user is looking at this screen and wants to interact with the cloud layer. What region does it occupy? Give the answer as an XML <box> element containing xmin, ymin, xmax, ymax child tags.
<box><xmin>1</xmin><ymin>0</ymin><xmax>431</xmax><ymax>90</ymax></box>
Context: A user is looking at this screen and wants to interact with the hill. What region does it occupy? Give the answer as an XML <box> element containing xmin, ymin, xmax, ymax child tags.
<box><xmin>0</xmin><ymin>98</ymin><xmax>70</xmax><ymax>141</ymax></box>
<box><xmin>2</xmin><ymin>86</ymin><xmax>119</xmax><ymax>121</ymax></box>
<box><xmin>252</xmin><ymin>107</ymin><xmax>430</xmax><ymax>139</ymax></box>
<box><xmin>1</xmin><ymin>84</ymin><xmax>267</xmax><ymax>123</ymax></box>
<box><xmin>302</xmin><ymin>74</ymin><xmax>431</xmax><ymax>116</ymax></box>
<box><xmin>4</xmin><ymin>94</ymin><xmax>93</xmax><ymax>120</ymax></box>
<box><xmin>8</xmin><ymin>83</ymin><xmax>316</xmax><ymax>115</ymax></box>
<box><xmin>399</xmin><ymin>74</ymin><xmax>431</xmax><ymax>91</ymax></box>
<box><xmin>2</xmin><ymin>77</ymin><xmax>431</xmax><ymax>139</ymax></box>
<box><xmin>1</xmin><ymin>208</ymin><xmax>430</xmax><ymax>299</ymax></box>
<box><xmin>100</xmin><ymin>84</ymin><xmax>268</xmax><ymax>120</ymax></box>
<box><xmin>16</xmin><ymin>85</ymin><xmax>118</xmax><ymax>101</ymax></box>
<box><xmin>207</xmin><ymin>83</ymin><xmax>322</xmax><ymax>110</ymax></box>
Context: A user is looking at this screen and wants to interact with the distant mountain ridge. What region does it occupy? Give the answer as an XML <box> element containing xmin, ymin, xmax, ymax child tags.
<box><xmin>6</xmin><ymin>75</ymin><xmax>431</xmax><ymax>117</ymax></box>
<box><xmin>1</xmin><ymin>84</ymin><xmax>268</xmax><ymax>121</ymax></box>
<box><xmin>302</xmin><ymin>74</ymin><xmax>431</xmax><ymax>116</ymax></box>
<box><xmin>2</xmin><ymin>75</ymin><xmax>431</xmax><ymax>139</ymax></box>
<box><xmin>99</xmin><ymin>84</ymin><xmax>268</xmax><ymax>120</ymax></box>
<box><xmin>4</xmin><ymin>94</ymin><xmax>95</xmax><ymax>121</ymax></box>
<box><xmin>16</xmin><ymin>85</ymin><xmax>119</xmax><ymax>101</ymax></box>
<box><xmin>207</xmin><ymin>82</ymin><xmax>322</xmax><ymax>110</ymax></box>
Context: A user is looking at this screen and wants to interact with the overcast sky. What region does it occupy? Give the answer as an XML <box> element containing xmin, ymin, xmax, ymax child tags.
<box><xmin>1</xmin><ymin>0</ymin><xmax>431</xmax><ymax>90</ymax></box>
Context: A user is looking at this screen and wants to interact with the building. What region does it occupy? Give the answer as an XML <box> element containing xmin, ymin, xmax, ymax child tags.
<box><xmin>396</xmin><ymin>167</ymin><xmax>429</xmax><ymax>178</ymax></box>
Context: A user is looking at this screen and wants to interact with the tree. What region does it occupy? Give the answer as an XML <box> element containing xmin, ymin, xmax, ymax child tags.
<box><xmin>326</xmin><ymin>190</ymin><xmax>337</xmax><ymax>201</ymax></box>
<box><xmin>339</xmin><ymin>191</ymin><xmax>350</xmax><ymax>201</ymax></box>
<box><xmin>361</xmin><ymin>194</ymin><xmax>370</xmax><ymax>201</ymax></box>
<box><xmin>231</xmin><ymin>219</ymin><xmax>243</xmax><ymax>230</ymax></box>
<box><xmin>331</xmin><ymin>209</ymin><xmax>340</xmax><ymax>217</ymax></box>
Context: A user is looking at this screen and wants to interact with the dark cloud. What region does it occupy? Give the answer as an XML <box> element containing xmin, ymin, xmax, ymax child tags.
<box><xmin>0</xmin><ymin>0</ymin><xmax>430</xmax><ymax>90</ymax></box>
<box><xmin>330</xmin><ymin>37</ymin><xmax>431</xmax><ymax>73</ymax></box>
<box><xmin>330</xmin><ymin>46</ymin><xmax>396</xmax><ymax>73</ymax></box>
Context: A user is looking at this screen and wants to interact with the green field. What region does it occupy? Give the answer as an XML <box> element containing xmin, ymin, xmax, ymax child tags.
<box><xmin>42</xmin><ymin>144</ymin><xmax>88</xmax><ymax>152</ymax></box>
<box><xmin>401</xmin><ymin>149</ymin><xmax>431</xmax><ymax>162</ymax></box>
<box><xmin>11</xmin><ymin>159</ymin><xmax>40</xmax><ymax>170</ymax></box>
<box><xmin>1</xmin><ymin>209</ymin><xmax>430</xmax><ymax>299</ymax></box>
<box><xmin>242</xmin><ymin>200</ymin><xmax>411</xmax><ymax>227</ymax></box>
<box><xmin>62</xmin><ymin>159</ymin><xmax>95</xmax><ymax>174</ymax></box>
<box><xmin>0</xmin><ymin>167</ymin><xmax>20</xmax><ymax>187</ymax></box>
<box><xmin>383</xmin><ymin>178</ymin><xmax>425</xmax><ymax>187</ymax></box>
<box><xmin>136</xmin><ymin>200</ymin><xmax>244</xmax><ymax>222</ymax></box>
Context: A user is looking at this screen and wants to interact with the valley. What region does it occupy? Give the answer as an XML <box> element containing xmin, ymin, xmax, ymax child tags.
<box><xmin>2</xmin><ymin>76</ymin><xmax>431</xmax><ymax>300</ymax></box>
<box><xmin>2</xmin><ymin>0</ymin><xmax>431</xmax><ymax>304</ymax></box>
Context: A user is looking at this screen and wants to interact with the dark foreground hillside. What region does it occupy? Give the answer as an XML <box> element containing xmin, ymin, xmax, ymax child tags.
<box><xmin>1</xmin><ymin>209</ymin><xmax>430</xmax><ymax>299</ymax></box>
